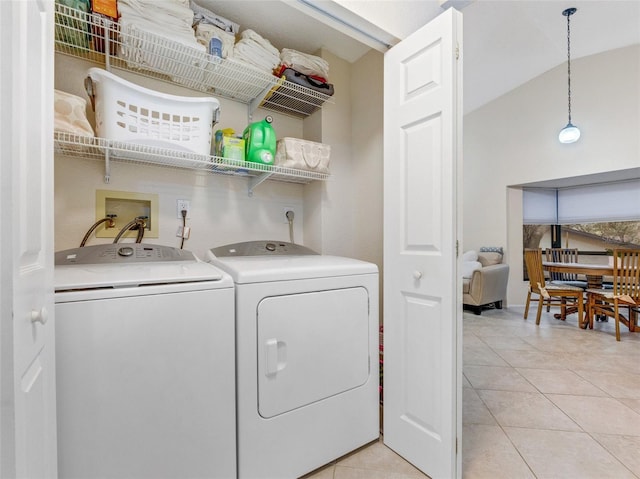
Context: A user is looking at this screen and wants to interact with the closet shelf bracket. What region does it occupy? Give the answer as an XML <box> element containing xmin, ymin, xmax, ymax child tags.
<box><xmin>248</xmin><ymin>78</ymin><xmax>283</xmax><ymax>122</ymax></box>
<box><xmin>102</xmin><ymin>16</ymin><xmax>114</xmax><ymax>72</ymax></box>
<box><xmin>104</xmin><ymin>148</ymin><xmax>111</xmax><ymax>183</ymax></box>
<box><xmin>248</xmin><ymin>172</ymin><xmax>272</xmax><ymax>197</ymax></box>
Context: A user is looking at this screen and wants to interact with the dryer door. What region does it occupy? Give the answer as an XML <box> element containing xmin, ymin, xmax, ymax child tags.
<box><xmin>257</xmin><ymin>287</ymin><xmax>370</xmax><ymax>418</ymax></box>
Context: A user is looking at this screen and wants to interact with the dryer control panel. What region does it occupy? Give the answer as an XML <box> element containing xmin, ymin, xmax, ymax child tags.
<box><xmin>210</xmin><ymin>240</ymin><xmax>318</xmax><ymax>257</ymax></box>
<box><xmin>55</xmin><ymin>243</ymin><xmax>196</xmax><ymax>265</ymax></box>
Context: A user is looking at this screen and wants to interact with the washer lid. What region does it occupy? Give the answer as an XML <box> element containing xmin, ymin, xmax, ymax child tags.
<box><xmin>207</xmin><ymin>254</ymin><xmax>378</xmax><ymax>284</ymax></box>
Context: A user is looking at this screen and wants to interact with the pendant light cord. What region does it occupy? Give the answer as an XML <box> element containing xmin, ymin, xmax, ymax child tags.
<box><xmin>564</xmin><ymin>8</ymin><xmax>575</xmax><ymax>124</ymax></box>
<box><xmin>559</xmin><ymin>7</ymin><xmax>580</xmax><ymax>143</ymax></box>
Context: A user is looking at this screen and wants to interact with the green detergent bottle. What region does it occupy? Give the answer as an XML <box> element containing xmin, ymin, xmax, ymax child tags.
<box><xmin>243</xmin><ymin>116</ymin><xmax>276</xmax><ymax>165</ymax></box>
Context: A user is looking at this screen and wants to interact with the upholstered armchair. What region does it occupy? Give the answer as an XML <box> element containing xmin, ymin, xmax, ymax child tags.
<box><xmin>462</xmin><ymin>247</ymin><xmax>510</xmax><ymax>315</ymax></box>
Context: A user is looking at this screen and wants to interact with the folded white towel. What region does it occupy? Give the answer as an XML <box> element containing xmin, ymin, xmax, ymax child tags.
<box><xmin>119</xmin><ymin>0</ymin><xmax>195</xmax><ymax>27</ymax></box>
<box><xmin>234</xmin><ymin>40</ymin><xmax>279</xmax><ymax>73</ymax></box>
<box><xmin>280</xmin><ymin>48</ymin><xmax>329</xmax><ymax>80</ymax></box>
<box><xmin>118</xmin><ymin>0</ymin><xmax>202</xmax><ymax>48</ymax></box>
<box><xmin>118</xmin><ymin>0</ymin><xmax>205</xmax><ymax>86</ymax></box>
<box><xmin>232</xmin><ymin>29</ymin><xmax>280</xmax><ymax>73</ymax></box>
<box><xmin>119</xmin><ymin>6</ymin><xmax>201</xmax><ymax>50</ymax></box>
<box><xmin>240</xmin><ymin>29</ymin><xmax>279</xmax><ymax>58</ymax></box>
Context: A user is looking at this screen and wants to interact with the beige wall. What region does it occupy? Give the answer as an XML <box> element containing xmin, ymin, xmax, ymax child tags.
<box><xmin>350</xmin><ymin>49</ymin><xmax>384</xmax><ymax>312</ymax></box>
<box><xmin>350</xmin><ymin>49</ymin><xmax>384</xmax><ymax>271</ymax></box>
<box><xmin>303</xmin><ymin>47</ymin><xmax>384</xmax><ymax>271</ymax></box>
<box><xmin>304</xmin><ymin>50</ymin><xmax>356</xmax><ymax>258</ymax></box>
<box><xmin>464</xmin><ymin>45</ymin><xmax>640</xmax><ymax>305</ymax></box>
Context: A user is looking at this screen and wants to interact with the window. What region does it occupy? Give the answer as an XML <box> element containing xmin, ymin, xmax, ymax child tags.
<box><xmin>522</xmin><ymin>180</ymin><xmax>640</xmax><ymax>272</ymax></box>
<box><xmin>524</xmin><ymin>221</ymin><xmax>640</xmax><ymax>252</ymax></box>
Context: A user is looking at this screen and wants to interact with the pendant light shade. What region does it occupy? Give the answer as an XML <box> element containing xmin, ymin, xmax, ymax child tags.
<box><xmin>559</xmin><ymin>7</ymin><xmax>580</xmax><ymax>144</ymax></box>
<box><xmin>559</xmin><ymin>122</ymin><xmax>581</xmax><ymax>143</ymax></box>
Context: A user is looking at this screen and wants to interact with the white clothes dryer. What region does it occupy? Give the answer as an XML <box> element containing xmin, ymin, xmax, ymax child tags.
<box><xmin>55</xmin><ymin>243</ymin><xmax>236</xmax><ymax>479</ymax></box>
<box><xmin>207</xmin><ymin>241</ymin><xmax>379</xmax><ymax>479</ymax></box>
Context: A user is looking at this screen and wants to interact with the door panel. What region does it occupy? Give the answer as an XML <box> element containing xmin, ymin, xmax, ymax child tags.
<box><xmin>0</xmin><ymin>0</ymin><xmax>57</xmax><ymax>477</ymax></box>
<box><xmin>402</xmin><ymin>293</ymin><xmax>442</xmax><ymax>436</ymax></box>
<box><xmin>404</xmin><ymin>116</ymin><xmax>442</xmax><ymax>249</ymax></box>
<box><xmin>383</xmin><ymin>7</ymin><xmax>462</xmax><ymax>479</ymax></box>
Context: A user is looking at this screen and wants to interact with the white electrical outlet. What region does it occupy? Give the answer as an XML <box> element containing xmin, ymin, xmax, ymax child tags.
<box><xmin>177</xmin><ymin>199</ymin><xmax>190</xmax><ymax>219</ymax></box>
<box><xmin>283</xmin><ymin>207</ymin><xmax>294</xmax><ymax>224</ymax></box>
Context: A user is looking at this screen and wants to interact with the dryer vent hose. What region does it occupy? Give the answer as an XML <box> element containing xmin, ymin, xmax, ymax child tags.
<box><xmin>286</xmin><ymin>210</ymin><xmax>295</xmax><ymax>244</ymax></box>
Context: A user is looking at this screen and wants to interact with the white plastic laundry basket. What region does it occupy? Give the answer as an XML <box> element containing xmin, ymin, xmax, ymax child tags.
<box><xmin>85</xmin><ymin>68</ymin><xmax>219</xmax><ymax>154</ymax></box>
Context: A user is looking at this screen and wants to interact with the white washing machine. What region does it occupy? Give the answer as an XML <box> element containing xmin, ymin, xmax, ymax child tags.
<box><xmin>54</xmin><ymin>243</ymin><xmax>236</xmax><ymax>479</ymax></box>
<box><xmin>207</xmin><ymin>241</ymin><xmax>379</xmax><ymax>479</ymax></box>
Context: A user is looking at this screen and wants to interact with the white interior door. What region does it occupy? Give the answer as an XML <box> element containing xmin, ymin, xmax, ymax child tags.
<box><xmin>0</xmin><ymin>1</ymin><xmax>57</xmax><ymax>477</ymax></box>
<box><xmin>383</xmin><ymin>8</ymin><xmax>462</xmax><ymax>479</ymax></box>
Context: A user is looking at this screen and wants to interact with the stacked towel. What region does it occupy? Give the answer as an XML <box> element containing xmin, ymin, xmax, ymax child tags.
<box><xmin>118</xmin><ymin>0</ymin><xmax>205</xmax><ymax>74</ymax></box>
<box><xmin>118</xmin><ymin>0</ymin><xmax>199</xmax><ymax>46</ymax></box>
<box><xmin>233</xmin><ymin>29</ymin><xmax>280</xmax><ymax>74</ymax></box>
<box><xmin>279</xmin><ymin>48</ymin><xmax>329</xmax><ymax>81</ymax></box>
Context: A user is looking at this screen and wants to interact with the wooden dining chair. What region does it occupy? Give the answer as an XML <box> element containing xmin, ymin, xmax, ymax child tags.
<box><xmin>524</xmin><ymin>249</ymin><xmax>584</xmax><ymax>326</ymax></box>
<box><xmin>544</xmin><ymin>248</ymin><xmax>588</xmax><ymax>288</ymax></box>
<box><xmin>543</xmin><ymin>248</ymin><xmax>587</xmax><ymax>313</ymax></box>
<box><xmin>586</xmin><ymin>249</ymin><xmax>640</xmax><ymax>341</ymax></box>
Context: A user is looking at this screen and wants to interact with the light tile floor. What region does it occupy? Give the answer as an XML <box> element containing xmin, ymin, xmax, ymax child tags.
<box><xmin>303</xmin><ymin>306</ymin><xmax>640</xmax><ymax>479</ymax></box>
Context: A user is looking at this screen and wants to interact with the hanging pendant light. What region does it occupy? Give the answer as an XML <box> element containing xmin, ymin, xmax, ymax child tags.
<box><xmin>559</xmin><ymin>7</ymin><xmax>580</xmax><ymax>144</ymax></box>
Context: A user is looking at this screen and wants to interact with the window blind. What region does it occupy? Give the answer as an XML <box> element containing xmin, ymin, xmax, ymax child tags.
<box><xmin>557</xmin><ymin>179</ymin><xmax>640</xmax><ymax>224</ymax></box>
<box><xmin>523</xmin><ymin>189</ymin><xmax>557</xmax><ymax>224</ymax></box>
<box><xmin>523</xmin><ymin>179</ymin><xmax>640</xmax><ymax>225</ymax></box>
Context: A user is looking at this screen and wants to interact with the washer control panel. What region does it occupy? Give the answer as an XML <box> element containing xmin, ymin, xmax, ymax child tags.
<box><xmin>210</xmin><ymin>240</ymin><xmax>318</xmax><ymax>257</ymax></box>
<box><xmin>55</xmin><ymin>243</ymin><xmax>196</xmax><ymax>265</ymax></box>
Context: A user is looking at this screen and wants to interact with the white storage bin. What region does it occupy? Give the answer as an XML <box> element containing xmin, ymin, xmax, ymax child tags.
<box><xmin>274</xmin><ymin>137</ymin><xmax>331</xmax><ymax>173</ymax></box>
<box><xmin>85</xmin><ymin>68</ymin><xmax>220</xmax><ymax>154</ymax></box>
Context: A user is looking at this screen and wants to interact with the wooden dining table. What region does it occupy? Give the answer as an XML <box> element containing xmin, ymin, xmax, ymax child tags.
<box><xmin>542</xmin><ymin>261</ymin><xmax>611</xmax><ymax>327</ymax></box>
<box><xmin>542</xmin><ymin>261</ymin><xmax>612</xmax><ymax>289</ymax></box>
<box><xmin>542</xmin><ymin>261</ymin><xmax>638</xmax><ymax>332</ymax></box>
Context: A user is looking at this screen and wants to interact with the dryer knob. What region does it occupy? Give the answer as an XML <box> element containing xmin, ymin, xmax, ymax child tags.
<box><xmin>118</xmin><ymin>246</ymin><xmax>134</xmax><ymax>257</ymax></box>
<box><xmin>265</xmin><ymin>243</ymin><xmax>276</xmax><ymax>252</ymax></box>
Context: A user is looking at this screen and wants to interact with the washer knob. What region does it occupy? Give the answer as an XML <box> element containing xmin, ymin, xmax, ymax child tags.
<box><xmin>265</xmin><ymin>243</ymin><xmax>276</xmax><ymax>252</ymax></box>
<box><xmin>118</xmin><ymin>246</ymin><xmax>134</xmax><ymax>257</ymax></box>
